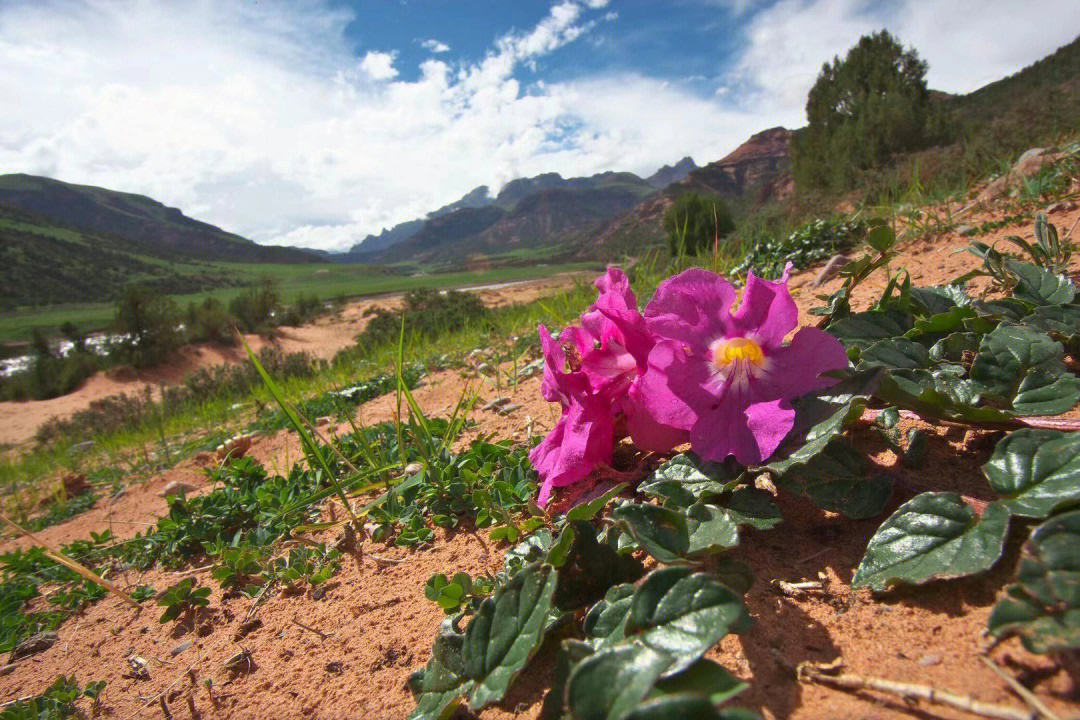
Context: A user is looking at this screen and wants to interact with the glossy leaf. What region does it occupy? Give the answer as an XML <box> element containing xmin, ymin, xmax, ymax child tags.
<box><xmin>567</xmin><ymin>484</ymin><xmax>629</xmax><ymax>522</ymax></box>
<box><xmin>970</xmin><ymin>324</ymin><xmax>1080</xmax><ymax>416</ymax></box>
<box><xmin>983</xmin><ymin>430</ymin><xmax>1080</xmax><ymax>518</ymax></box>
<box><xmin>987</xmin><ymin>510</ymin><xmax>1080</xmax><ymax>654</ymax></box>
<box><xmin>583</xmin><ymin>584</ymin><xmax>636</xmax><ymax>650</ymax></box>
<box><xmin>1008</xmin><ymin>260</ymin><xmax>1076</xmax><ymax>306</ymax></box>
<box><xmin>613</xmin><ymin>504</ymin><xmax>689</xmax><ymax>564</ymax></box>
<box><xmin>859</xmin><ymin>338</ymin><xmax>931</xmax><ymax>370</ymax></box>
<box><xmin>637</xmin><ymin>454</ymin><xmax>741</xmax><ymax>508</ymax></box>
<box><xmin>852</xmin><ymin>492</ymin><xmax>1010</xmax><ymax>591</ymax></box>
<box><xmin>565</xmin><ymin>644</ymin><xmax>671</xmax><ymax>720</ymax></box>
<box><xmin>651</xmin><ymin>658</ymin><xmax>747</xmax><ymax>705</ymax></box>
<box><xmin>799</xmin><ymin>473</ymin><xmax>893</xmax><ymax>520</ymax></box>
<box><xmin>826</xmin><ymin>309</ymin><xmax>913</xmax><ymax>349</ymax></box>
<box><xmin>685</xmin><ymin>502</ymin><xmax>740</xmax><ymax>556</ymax></box>
<box><xmin>625</xmin><ymin>567</ymin><xmax>751</xmax><ymax>676</ymax></box>
<box><xmin>721</xmin><ymin>488</ymin><xmax>782</xmax><ymax>531</ymax></box>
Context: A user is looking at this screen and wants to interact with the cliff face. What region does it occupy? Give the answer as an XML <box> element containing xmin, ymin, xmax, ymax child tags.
<box><xmin>587</xmin><ymin>128</ymin><xmax>793</xmax><ymax>258</ymax></box>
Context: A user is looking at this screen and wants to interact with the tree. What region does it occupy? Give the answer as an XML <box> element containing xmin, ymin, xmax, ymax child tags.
<box><xmin>113</xmin><ymin>284</ymin><xmax>180</xmax><ymax>368</ymax></box>
<box><xmin>662</xmin><ymin>193</ymin><xmax>735</xmax><ymax>257</ymax></box>
<box><xmin>793</xmin><ymin>31</ymin><xmax>937</xmax><ymax>191</ymax></box>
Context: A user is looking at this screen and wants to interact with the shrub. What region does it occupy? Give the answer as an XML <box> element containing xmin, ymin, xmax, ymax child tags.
<box><xmin>111</xmin><ymin>284</ymin><xmax>181</xmax><ymax>368</ymax></box>
<box><xmin>184</xmin><ymin>297</ymin><xmax>238</xmax><ymax>346</ymax></box>
<box><xmin>731</xmin><ymin>215</ymin><xmax>868</xmax><ymax>279</ymax></box>
<box><xmin>358</xmin><ymin>288</ymin><xmax>491</xmax><ymax>349</ymax></box>
<box><xmin>229</xmin><ymin>278</ymin><xmax>280</xmax><ymax>333</ymax></box>
<box><xmin>662</xmin><ymin>193</ymin><xmax>735</xmax><ymax>257</ymax></box>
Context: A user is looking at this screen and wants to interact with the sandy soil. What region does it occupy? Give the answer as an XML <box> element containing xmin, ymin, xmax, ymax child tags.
<box><xmin>2</xmin><ymin>203</ymin><xmax>1080</xmax><ymax>719</ymax></box>
<box><xmin>0</xmin><ymin>274</ymin><xmax>584</xmax><ymax>448</ymax></box>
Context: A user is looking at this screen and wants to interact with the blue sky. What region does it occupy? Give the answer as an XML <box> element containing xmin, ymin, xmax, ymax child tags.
<box><xmin>2</xmin><ymin>0</ymin><xmax>1078</xmax><ymax>251</ymax></box>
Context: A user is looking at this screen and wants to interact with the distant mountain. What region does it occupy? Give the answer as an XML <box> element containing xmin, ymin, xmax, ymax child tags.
<box><xmin>0</xmin><ymin>174</ymin><xmax>317</xmax><ymax>264</ymax></box>
<box><xmin>370</xmin><ymin>171</ymin><xmax>656</xmax><ymax>266</ymax></box>
<box><xmin>645</xmin><ymin>156</ymin><xmax>697</xmax><ymax>189</ymax></box>
<box><xmin>588</xmin><ymin>128</ymin><xmax>793</xmax><ymax>258</ymax></box>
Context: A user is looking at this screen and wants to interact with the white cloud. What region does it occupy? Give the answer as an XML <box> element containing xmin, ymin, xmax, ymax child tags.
<box><xmin>420</xmin><ymin>38</ymin><xmax>450</xmax><ymax>53</ymax></box>
<box><xmin>1</xmin><ymin>0</ymin><xmax>1077</xmax><ymax>252</ymax></box>
<box><xmin>358</xmin><ymin>50</ymin><xmax>398</xmax><ymax>80</ymax></box>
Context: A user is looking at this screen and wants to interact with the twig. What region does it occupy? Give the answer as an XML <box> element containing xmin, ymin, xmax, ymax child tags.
<box><xmin>1064</xmin><ymin>212</ymin><xmax>1080</xmax><ymax>242</ymax></box>
<box><xmin>366</xmin><ymin>554</ymin><xmax>406</xmax><ymax>565</ymax></box>
<box><xmin>798</xmin><ymin>660</ymin><xmax>1037</xmax><ymax>720</ymax></box>
<box><xmin>979</xmin><ymin>656</ymin><xmax>1061</xmax><ymax>720</ymax></box>
<box><xmin>773</xmin><ymin>580</ymin><xmax>824</xmax><ymax>597</ymax></box>
<box><xmin>861</xmin><ymin>408</ymin><xmax>1080</xmax><ymax>432</ymax></box>
<box><xmin>170</xmin><ymin>565</ymin><xmax>213</xmax><ymax>576</ymax></box>
<box><xmin>291</xmin><ymin>615</ymin><xmax>332</xmax><ymax>640</ymax></box>
<box><xmin>0</xmin><ymin>696</ymin><xmax>33</xmax><ymax>710</ymax></box>
<box><xmin>244</xmin><ymin>579</ymin><xmax>275</xmax><ymax>622</ymax></box>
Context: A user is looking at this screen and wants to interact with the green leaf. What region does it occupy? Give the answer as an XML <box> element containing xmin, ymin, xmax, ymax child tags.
<box><xmin>864</xmin><ymin>224</ymin><xmax>896</xmax><ymax>253</ymax></box>
<box><xmin>1021</xmin><ymin>304</ymin><xmax>1080</xmax><ymax>353</ymax></box>
<box><xmin>799</xmin><ymin>474</ymin><xmax>893</xmax><ymax>520</ymax></box>
<box><xmin>826</xmin><ymin>309</ymin><xmax>913</xmax><ymax>349</ymax></box>
<box><xmin>1008</xmin><ymin>260</ymin><xmax>1076</xmax><ymax>306</ymax></box>
<box><xmin>542</xmin><ymin>640</ymin><xmax>595</xmax><ymax>720</ymax></box>
<box><xmin>407</xmin><ymin>632</ymin><xmax>472</xmax><ymax>720</ymax></box>
<box><xmin>761</xmin><ymin>396</ymin><xmax>866</xmax><ymax>478</ymax></box>
<box><xmin>566</xmin><ymin>644</ymin><xmax>672</xmax><ymax>720</ymax></box>
<box><xmin>583</xmin><ymin>584</ymin><xmax>636</xmax><ymax>650</ymax></box>
<box><xmin>685</xmin><ymin>502</ymin><xmax>740</xmax><ymax>556</ymax></box>
<box><xmin>876</xmin><ymin>367</ymin><xmax>1012</xmax><ymax>423</ymax></box>
<box><xmin>613</xmin><ymin>504</ymin><xmax>689</xmax><ymax>564</ymax></box>
<box><xmin>852</xmin><ymin>492</ymin><xmax>1010</xmax><ymax>591</ymax></box>
<box><xmin>859</xmin><ymin>338</ymin><xmax>931</xmax><ymax>370</ymax></box>
<box><xmin>463</xmin><ymin>563</ymin><xmax>561</xmax><ymax>709</ymax></box>
<box><xmin>908</xmin><ymin>305</ymin><xmax>977</xmax><ymax>337</ymax></box>
<box><xmin>567</xmin><ymin>484</ymin><xmax>629</xmax><ymax>522</ymax></box>
<box><xmin>970</xmin><ymin>324</ymin><xmax>1080</xmax><ymax>415</ymax></box>
<box><xmin>554</xmin><ymin>520</ymin><xmax>643</xmax><ymax>611</ymax></box>
<box><xmin>712</xmin><ymin>558</ymin><xmax>754</xmax><ymax>595</ymax></box>
<box><xmin>638</xmin><ymin>454</ymin><xmax>741</xmax><ymax>508</ymax></box>
<box><xmin>721</xmin><ymin>488</ymin><xmax>782</xmax><ymax>530</ymax></box>
<box><xmin>928</xmin><ymin>333</ymin><xmax>979</xmax><ymax>363</ymax></box>
<box><xmin>983</xmin><ymin>430</ymin><xmax>1080</xmax><ymax>519</ymax></box>
<box><xmin>626</xmin><ymin>567</ymin><xmax>751</xmax><ymax>676</ymax></box>
<box><xmin>988</xmin><ymin>510</ymin><xmax>1080</xmax><ymax>654</ymax></box>
<box><xmin>651</xmin><ymin>658</ymin><xmax>747</xmax><ymax>705</ymax></box>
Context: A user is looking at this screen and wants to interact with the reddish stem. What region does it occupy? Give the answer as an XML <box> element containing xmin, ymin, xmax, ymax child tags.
<box><xmin>861</xmin><ymin>408</ymin><xmax>1080</xmax><ymax>432</ymax></box>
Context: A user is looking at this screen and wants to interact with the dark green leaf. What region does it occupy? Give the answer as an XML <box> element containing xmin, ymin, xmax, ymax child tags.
<box><xmin>541</xmin><ymin>640</ymin><xmax>595</xmax><ymax>720</ymax></box>
<box><xmin>712</xmin><ymin>559</ymin><xmax>754</xmax><ymax>595</ymax></box>
<box><xmin>826</xmin><ymin>308</ymin><xmax>913</xmax><ymax>349</ymax></box>
<box><xmin>928</xmin><ymin>333</ymin><xmax>979</xmax><ymax>363</ymax></box>
<box><xmin>638</xmin><ymin>454</ymin><xmax>741</xmax><ymax>508</ymax></box>
<box><xmin>852</xmin><ymin>492</ymin><xmax>1010</xmax><ymax>591</ymax></box>
<box><xmin>566</xmin><ymin>644</ymin><xmax>672</xmax><ymax>720</ymax></box>
<box><xmin>583</xmin><ymin>584</ymin><xmax>636</xmax><ymax>650</ymax></box>
<box><xmin>555</xmin><ymin>520</ymin><xmax>643</xmax><ymax>611</ymax></box>
<box><xmin>1021</xmin><ymin>304</ymin><xmax>1080</xmax><ymax>353</ymax></box>
<box><xmin>864</xmin><ymin>225</ymin><xmax>896</xmax><ymax>253</ymax></box>
<box><xmin>970</xmin><ymin>324</ymin><xmax>1080</xmax><ymax>415</ymax></box>
<box><xmin>722</xmin><ymin>488</ymin><xmax>782</xmax><ymax>530</ymax></box>
<box><xmin>567</xmin><ymin>484</ymin><xmax>629</xmax><ymax>522</ymax></box>
<box><xmin>626</xmin><ymin>567</ymin><xmax>751</xmax><ymax>676</ymax></box>
<box><xmin>1008</xmin><ymin>260</ymin><xmax>1076</xmax><ymax>306</ymax></box>
<box><xmin>651</xmin><ymin>658</ymin><xmax>747</xmax><ymax>705</ymax></box>
<box><xmin>407</xmin><ymin>632</ymin><xmax>472</xmax><ymax>720</ymax></box>
<box><xmin>983</xmin><ymin>430</ymin><xmax>1080</xmax><ymax>519</ymax></box>
<box><xmin>859</xmin><ymin>338</ymin><xmax>931</xmax><ymax>370</ymax></box>
<box><xmin>800</xmin><ymin>474</ymin><xmax>893</xmax><ymax>520</ymax></box>
<box><xmin>988</xmin><ymin>510</ymin><xmax>1080</xmax><ymax>654</ymax></box>
<box><xmin>876</xmin><ymin>367</ymin><xmax>1012</xmax><ymax>423</ymax></box>
<box><xmin>463</xmin><ymin>563</ymin><xmax>561</xmax><ymax>708</ymax></box>
<box><xmin>685</xmin><ymin>502</ymin><xmax>740</xmax><ymax>556</ymax></box>
<box><xmin>613</xmin><ymin>504</ymin><xmax>689</xmax><ymax>564</ymax></box>
<box><xmin>761</xmin><ymin>396</ymin><xmax>866</xmax><ymax>477</ymax></box>
<box><xmin>908</xmin><ymin>305</ymin><xmax>976</xmax><ymax>337</ymax></box>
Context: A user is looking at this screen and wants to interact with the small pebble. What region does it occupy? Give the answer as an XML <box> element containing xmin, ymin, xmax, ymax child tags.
<box><xmin>917</xmin><ymin>653</ymin><xmax>941</xmax><ymax>666</ymax></box>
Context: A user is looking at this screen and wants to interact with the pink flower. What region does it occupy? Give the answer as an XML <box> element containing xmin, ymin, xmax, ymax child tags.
<box><xmin>530</xmin><ymin>268</ymin><xmax>686</xmax><ymax>505</ymax></box>
<box><xmin>638</xmin><ymin>266</ymin><xmax>849</xmax><ymax>466</ymax></box>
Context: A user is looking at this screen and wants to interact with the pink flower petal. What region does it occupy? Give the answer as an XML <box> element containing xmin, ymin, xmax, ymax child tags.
<box><xmin>644</xmin><ymin>269</ymin><xmax>735</xmax><ymax>354</ymax></box>
<box><xmin>530</xmin><ymin>398</ymin><xmax>614</xmax><ymax>506</ymax></box>
<box><xmin>729</xmin><ymin>266</ymin><xmax>797</xmax><ymax>350</ymax></box>
<box><xmin>756</xmin><ymin>327</ymin><xmax>849</xmax><ymax>400</ymax></box>
<box><xmin>743</xmin><ymin>398</ymin><xmax>797</xmax><ymax>463</ymax></box>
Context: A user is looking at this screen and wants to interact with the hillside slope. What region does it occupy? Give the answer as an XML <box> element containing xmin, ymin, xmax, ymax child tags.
<box><xmin>0</xmin><ymin>175</ymin><xmax>316</xmax><ymax>264</ymax></box>
<box><xmin>589</xmin><ymin>127</ymin><xmax>793</xmax><ymax>258</ymax></box>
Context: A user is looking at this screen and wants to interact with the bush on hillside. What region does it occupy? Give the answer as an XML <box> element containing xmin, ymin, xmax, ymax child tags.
<box><xmin>357</xmin><ymin>288</ymin><xmax>491</xmax><ymax>350</ymax></box>
<box><xmin>793</xmin><ymin>31</ymin><xmax>945</xmax><ymax>193</ymax></box>
<box><xmin>184</xmin><ymin>298</ymin><xmax>238</xmax><ymax>346</ymax></box>
<box><xmin>229</xmin><ymin>278</ymin><xmax>280</xmax><ymax>334</ymax></box>
<box><xmin>111</xmin><ymin>284</ymin><xmax>182</xmax><ymax>368</ymax></box>
<box><xmin>662</xmin><ymin>193</ymin><xmax>735</xmax><ymax>257</ymax></box>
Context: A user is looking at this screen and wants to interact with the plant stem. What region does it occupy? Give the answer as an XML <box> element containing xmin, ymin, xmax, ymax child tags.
<box><xmin>861</xmin><ymin>408</ymin><xmax>1080</xmax><ymax>432</ymax></box>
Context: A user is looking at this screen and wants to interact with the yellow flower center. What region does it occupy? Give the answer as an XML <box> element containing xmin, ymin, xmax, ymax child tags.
<box><xmin>712</xmin><ymin>337</ymin><xmax>765</xmax><ymax>368</ymax></box>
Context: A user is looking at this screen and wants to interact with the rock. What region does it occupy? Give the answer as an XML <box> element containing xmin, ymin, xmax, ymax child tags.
<box><xmin>481</xmin><ymin>397</ymin><xmax>511</xmax><ymax>411</ymax></box>
<box><xmin>230</xmin><ymin>403</ymin><xmax>244</xmax><ymax>411</ymax></box>
<box><xmin>954</xmin><ymin>224</ymin><xmax>975</xmax><ymax>236</ymax></box>
<box><xmin>1015</xmin><ymin>147</ymin><xmax>1046</xmax><ymax>164</ymax></box>
<box><xmin>1047</xmin><ymin>202</ymin><xmax>1065</xmax><ymax>213</ymax></box>
<box><xmin>192</xmin><ymin>451</ymin><xmax>214</xmax><ymax>466</ymax></box>
<box><xmin>977</xmin><ymin>149</ymin><xmax>1067</xmax><ymax>203</ymax></box>
<box><xmin>917</xmin><ymin>653</ymin><xmax>941</xmax><ymax>666</ymax></box>
<box><xmin>498</xmin><ymin>403</ymin><xmax>522</xmax><ymax>416</ymax></box>
<box><xmin>216</xmin><ymin>433</ymin><xmax>253</xmax><ymax>460</ymax></box>
<box><xmin>61</xmin><ymin>473</ymin><xmax>91</xmax><ymax>498</ymax></box>
<box><xmin>9</xmin><ymin>632</ymin><xmax>57</xmax><ymax>661</ymax></box>
<box><xmin>233</xmin><ymin>618</ymin><xmax>262</xmax><ymax>641</ymax></box>
<box><xmin>404</xmin><ymin>462</ymin><xmax>423</xmax><ymax>475</ymax></box>
<box><xmin>811</xmin><ymin>254</ymin><xmax>851</xmax><ymax>288</ymax></box>
<box><xmin>158</xmin><ymin>481</ymin><xmax>196</xmax><ymax>498</ymax></box>
<box><xmin>476</xmin><ymin>362</ymin><xmax>492</xmax><ymax>375</ymax></box>
<box><xmin>70</xmin><ymin>441</ymin><xmax>95</xmax><ymax>454</ymax></box>
<box><xmin>316</xmin><ymin>416</ymin><xmax>332</xmax><ymax>427</ymax></box>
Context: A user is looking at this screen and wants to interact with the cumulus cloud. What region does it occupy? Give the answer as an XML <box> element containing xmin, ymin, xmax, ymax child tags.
<box><xmin>420</xmin><ymin>38</ymin><xmax>450</xmax><ymax>53</ymax></box>
<box><xmin>1</xmin><ymin>0</ymin><xmax>1077</xmax><ymax>252</ymax></box>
